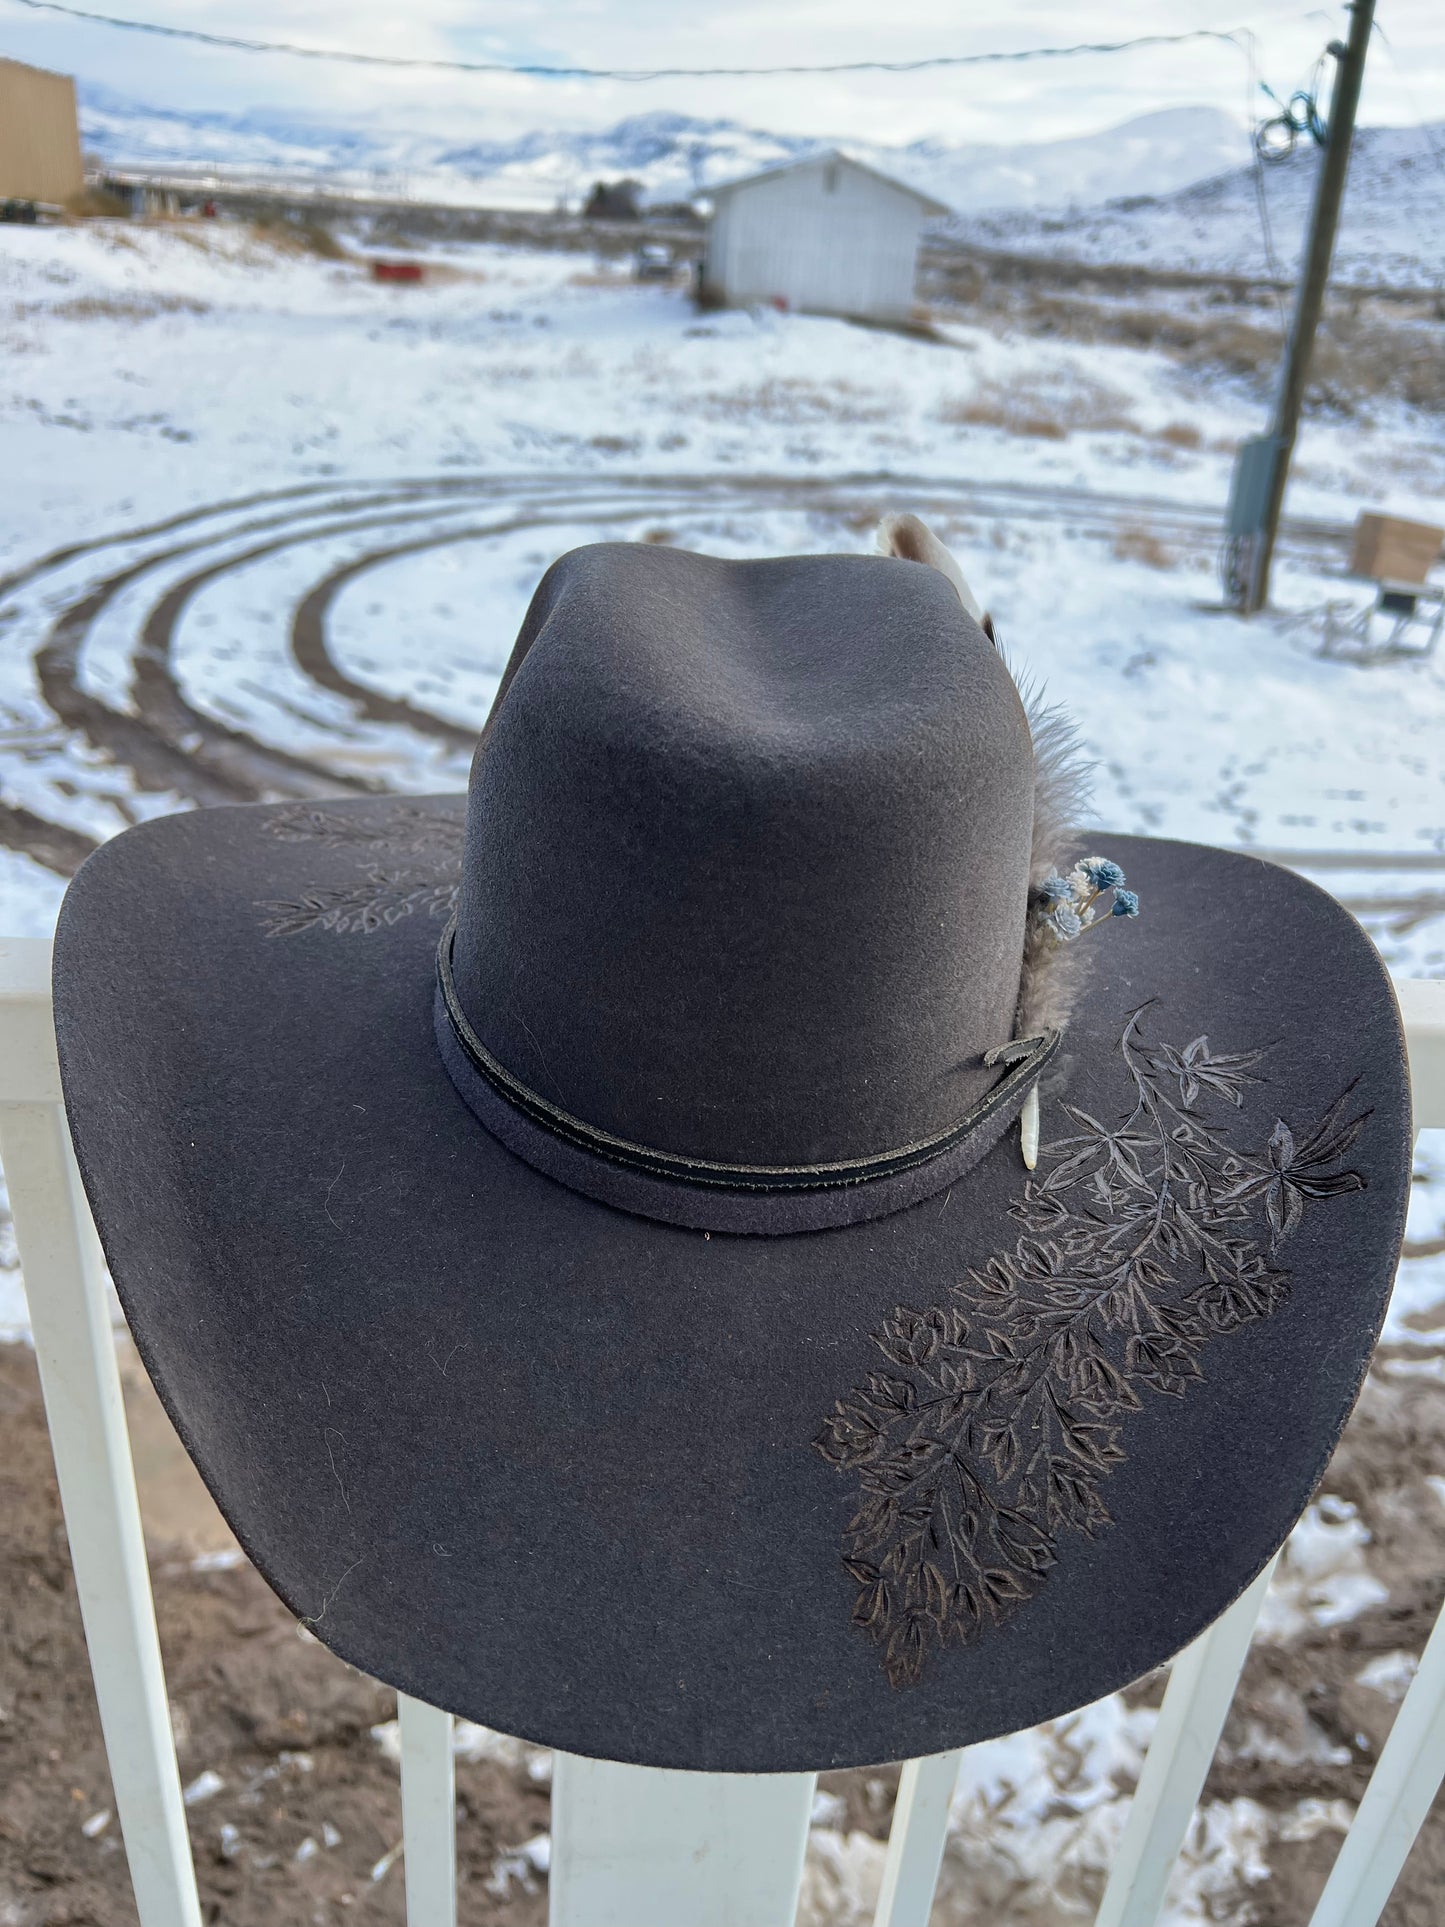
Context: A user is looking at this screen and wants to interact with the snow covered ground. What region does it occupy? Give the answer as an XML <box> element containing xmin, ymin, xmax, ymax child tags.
<box><xmin>1</xmin><ymin>212</ymin><xmax>1444</xmax><ymax>1922</ymax></box>
<box><xmin>2</xmin><ymin>217</ymin><xmax>1442</xmax><ymax>944</ymax></box>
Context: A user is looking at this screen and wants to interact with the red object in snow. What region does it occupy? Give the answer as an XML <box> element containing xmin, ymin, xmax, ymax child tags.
<box><xmin>371</xmin><ymin>260</ymin><xmax>425</xmax><ymax>284</ymax></box>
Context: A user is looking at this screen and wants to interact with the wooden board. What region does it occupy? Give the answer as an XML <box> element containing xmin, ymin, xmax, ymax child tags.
<box><xmin>0</xmin><ymin>58</ymin><xmax>84</xmax><ymax>206</ymax></box>
<box><xmin>1350</xmin><ymin>513</ymin><xmax>1444</xmax><ymax>586</ymax></box>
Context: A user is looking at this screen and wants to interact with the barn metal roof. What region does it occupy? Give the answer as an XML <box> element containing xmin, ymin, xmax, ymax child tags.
<box><xmin>706</xmin><ymin>148</ymin><xmax>950</xmax><ymax>218</ymax></box>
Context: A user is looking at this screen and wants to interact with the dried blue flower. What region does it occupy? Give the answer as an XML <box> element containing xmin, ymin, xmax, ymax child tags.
<box><xmin>1029</xmin><ymin>858</ymin><xmax>1139</xmax><ymax>952</ymax></box>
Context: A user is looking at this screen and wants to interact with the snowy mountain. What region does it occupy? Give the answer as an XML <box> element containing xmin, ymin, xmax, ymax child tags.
<box><xmin>904</xmin><ymin>108</ymin><xmax>1252</xmax><ymax>216</ymax></box>
<box><xmin>76</xmin><ymin>85</ymin><xmax>1444</xmax><ymax>283</ymax></box>
<box><xmin>77</xmin><ymin>86</ymin><xmax>1251</xmax><ymax>216</ymax></box>
<box><xmin>949</xmin><ymin>120</ymin><xmax>1445</xmax><ymax>287</ymax></box>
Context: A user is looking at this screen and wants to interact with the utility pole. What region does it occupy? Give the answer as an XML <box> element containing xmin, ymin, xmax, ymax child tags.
<box><xmin>1241</xmin><ymin>0</ymin><xmax>1374</xmax><ymax>614</ymax></box>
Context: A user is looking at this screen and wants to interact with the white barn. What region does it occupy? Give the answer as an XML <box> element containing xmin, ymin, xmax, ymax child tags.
<box><xmin>701</xmin><ymin>150</ymin><xmax>949</xmax><ymax>324</ymax></box>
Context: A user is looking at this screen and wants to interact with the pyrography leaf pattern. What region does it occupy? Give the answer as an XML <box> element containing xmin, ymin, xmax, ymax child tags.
<box><xmin>256</xmin><ymin>804</ymin><xmax>462</xmax><ymax>937</ymax></box>
<box><xmin>814</xmin><ymin>1007</ymin><xmax>1370</xmax><ymax>1691</ymax></box>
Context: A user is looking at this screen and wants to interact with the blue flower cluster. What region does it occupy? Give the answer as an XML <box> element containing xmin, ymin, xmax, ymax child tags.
<box><xmin>1033</xmin><ymin>856</ymin><xmax>1140</xmax><ymax>944</ymax></box>
<box><xmin>1082</xmin><ymin>858</ymin><xmax>1125</xmax><ymax>891</ymax></box>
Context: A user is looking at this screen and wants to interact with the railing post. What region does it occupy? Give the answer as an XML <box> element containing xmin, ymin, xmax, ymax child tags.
<box><xmin>873</xmin><ymin>1750</ymin><xmax>962</xmax><ymax>1927</ymax></box>
<box><xmin>0</xmin><ymin>937</ymin><xmax>202</xmax><ymax>1927</ymax></box>
<box><xmin>548</xmin><ymin>1754</ymin><xmax>816</xmax><ymax>1927</ymax></box>
<box><xmin>1302</xmin><ymin>977</ymin><xmax>1445</xmax><ymax>1926</ymax></box>
<box><xmin>1307</xmin><ymin>1596</ymin><xmax>1445</xmax><ymax>1927</ymax></box>
<box><xmin>1396</xmin><ymin>980</ymin><xmax>1445</xmax><ymax>1129</ymax></box>
<box><xmin>399</xmin><ymin>1693</ymin><xmax>457</xmax><ymax>1927</ymax></box>
<box><xmin>1093</xmin><ymin>1557</ymin><xmax>1279</xmax><ymax>1927</ymax></box>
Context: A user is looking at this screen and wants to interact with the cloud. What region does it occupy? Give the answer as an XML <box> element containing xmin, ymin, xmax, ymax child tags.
<box><xmin>4</xmin><ymin>0</ymin><xmax>1442</xmax><ymax>147</ymax></box>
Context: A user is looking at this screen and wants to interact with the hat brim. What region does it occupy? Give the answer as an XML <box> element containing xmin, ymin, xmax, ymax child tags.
<box><xmin>53</xmin><ymin>800</ymin><xmax>1411</xmax><ymax>1771</ymax></box>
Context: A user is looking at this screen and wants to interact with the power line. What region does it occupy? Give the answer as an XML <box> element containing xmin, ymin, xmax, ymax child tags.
<box><xmin>8</xmin><ymin>0</ymin><xmax>1292</xmax><ymax>299</ymax></box>
<box><xmin>6</xmin><ymin>0</ymin><xmax>1251</xmax><ymax>82</ymax></box>
<box><xmin>1243</xmin><ymin>31</ymin><xmax>1289</xmax><ymax>325</ymax></box>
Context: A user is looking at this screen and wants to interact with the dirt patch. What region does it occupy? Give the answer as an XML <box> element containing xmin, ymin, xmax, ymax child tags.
<box><xmin>0</xmin><ymin>800</ymin><xmax>96</xmax><ymax>878</ymax></box>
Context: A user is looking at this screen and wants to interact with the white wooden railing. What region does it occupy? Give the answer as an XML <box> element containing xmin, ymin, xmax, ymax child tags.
<box><xmin>2</xmin><ymin>931</ymin><xmax>1443</xmax><ymax>1927</ymax></box>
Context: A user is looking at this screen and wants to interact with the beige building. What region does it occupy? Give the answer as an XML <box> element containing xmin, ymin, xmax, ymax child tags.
<box><xmin>0</xmin><ymin>57</ymin><xmax>84</xmax><ymax>205</ymax></box>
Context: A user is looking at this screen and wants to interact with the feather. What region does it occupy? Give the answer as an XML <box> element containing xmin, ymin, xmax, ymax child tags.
<box><xmin>876</xmin><ymin>512</ymin><xmax>986</xmax><ymax>625</ymax></box>
<box><xmin>1005</xmin><ymin>651</ymin><xmax>1096</xmax><ymax>1039</ymax></box>
<box><xmin>874</xmin><ymin>511</ymin><xmax>1096</xmax><ymax>1039</ymax></box>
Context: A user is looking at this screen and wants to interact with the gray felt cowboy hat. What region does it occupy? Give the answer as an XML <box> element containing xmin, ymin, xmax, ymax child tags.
<box><xmin>52</xmin><ymin>516</ymin><xmax>1411</xmax><ymax>1772</ymax></box>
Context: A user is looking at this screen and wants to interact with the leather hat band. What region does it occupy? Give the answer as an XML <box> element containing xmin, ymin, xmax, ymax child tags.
<box><xmin>434</xmin><ymin>918</ymin><xmax>1057</xmax><ymax>1235</ymax></box>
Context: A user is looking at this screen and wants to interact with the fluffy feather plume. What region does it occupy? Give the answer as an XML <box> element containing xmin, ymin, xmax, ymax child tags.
<box><xmin>876</xmin><ymin>512</ymin><xmax>987</xmax><ymax>627</ymax></box>
<box><xmin>874</xmin><ymin>512</ymin><xmax>1096</xmax><ymax>1039</ymax></box>
<box><xmin>1006</xmin><ymin>657</ymin><xmax>1096</xmax><ymax>1037</ymax></box>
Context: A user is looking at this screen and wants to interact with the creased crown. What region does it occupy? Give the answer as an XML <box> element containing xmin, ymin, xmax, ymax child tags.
<box><xmin>454</xmin><ymin>540</ymin><xmax>1036</xmax><ymax>1168</ymax></box>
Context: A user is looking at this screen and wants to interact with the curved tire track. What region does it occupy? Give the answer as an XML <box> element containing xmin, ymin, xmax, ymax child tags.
<box><xmin>0</xmin><ymin>469</ymin><xmax>1362</xmax><ymax>883</ymax></box>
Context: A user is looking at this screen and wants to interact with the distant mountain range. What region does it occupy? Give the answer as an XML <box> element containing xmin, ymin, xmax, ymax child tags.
<box><xmin>78</xmin><ymin>87</ymin><xmax>1251</xmax><ymax>215</ymax></box>
<box><xmin>77</xmin><ymin>86</ymin><xmax>1444</xmax><ymax>285</ymax></box>
<box><xmin>948</xmin><ymin>119</ymin><xmax>1445</xmax><ymax>287</ymax></box>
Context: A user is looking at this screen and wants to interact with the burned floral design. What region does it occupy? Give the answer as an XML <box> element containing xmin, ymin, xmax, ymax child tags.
<box><xmin>815</xmin><ymin>1008</ymin><xmax>1370</xmax><ymax>1690</ymax></box>
<box><xmin>257</xmin><ymin>804</ymin><xmax>462</xmax><ymax>937</ymax></box>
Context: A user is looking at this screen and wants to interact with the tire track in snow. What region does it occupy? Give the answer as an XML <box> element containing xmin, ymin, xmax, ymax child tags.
<box><xmin>0</xmin><ymin>469</ymin><xmax>1378</xmax><ymax>889</ymax></box>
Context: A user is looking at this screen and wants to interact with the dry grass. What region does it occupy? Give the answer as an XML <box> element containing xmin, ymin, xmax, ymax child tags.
<box><xmin>928</xmin><ymin>261</ymin><xmax>1445</xmax><ymax>419</ymax></box>
<box><xmin>247</xmin><ymin>213</ymin><xmax>348</xmax><ymax>261</ymax></box>
<box><xmin>939</xmin><ymin>394</ymin><xmax>1068</xmax><ymax>440</ymax></box>
<box><xmin>937</xmin><ymin>369</ymin><xmax>1138</xmax><ymax>442</ymax></box>
<box><xmin>405</xmin><ymin>261</ymin><xmax>485</xmax><ymax>288</ymax></box>
<box><xmin>64</xmin><ymin>185</ymin><xmax>131</xmax><ymax>219</ymax></box>
<box><xmin>1112</xmin><ymin>523</ymin><xmax>1177</xmax><ymax>569</ymax></box>
<box><xmin>697</xmin><ymin>376</ymin><xmax>892</xmax><ymax>427</ymax></box>
<box><xmin>20</xmin><ymin>293</ymin><xmax>210</xmax><ymax>323</ymax></box>
<box><xmin>1307</xmin><ymin>316</ymin><xmax>1445</xmax><ymax>414</ymax></box>
<box><xmin>1156</xmin><ymin>420</ymin><xmax>1203</xmax><ymax>449</ymax></box>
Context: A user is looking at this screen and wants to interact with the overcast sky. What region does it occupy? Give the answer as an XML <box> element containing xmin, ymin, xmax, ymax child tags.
<box><xmin>3</xmin><ymin>0</ymin><xmax>1442</xmax><ymax>147</ymax></box>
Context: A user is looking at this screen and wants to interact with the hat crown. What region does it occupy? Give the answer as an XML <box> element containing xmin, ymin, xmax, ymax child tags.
<box><xmin>451</xmin><ymin>542</ymin><xmax>1034</xmax><ymax>1167</ymax></box>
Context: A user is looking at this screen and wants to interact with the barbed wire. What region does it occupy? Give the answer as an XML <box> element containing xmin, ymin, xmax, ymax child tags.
<box><xmin>7</xmin><ymin>1</ymin><xmax>1253</xmax><ymax>82</ymax></box>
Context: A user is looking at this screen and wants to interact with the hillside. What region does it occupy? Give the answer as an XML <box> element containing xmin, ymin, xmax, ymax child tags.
<box><xmin>951</xmin><ymin>120</ymin><xmax>1445</xmax><ymax>288</ymax></box>
<box><xmin>78</xmin><ymin>88</ymin><xmax>1249</xmax><ymax>216</ymax></box>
